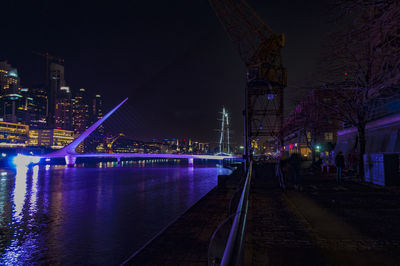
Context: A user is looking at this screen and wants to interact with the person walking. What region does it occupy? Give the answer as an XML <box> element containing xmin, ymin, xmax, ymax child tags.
<box><xmin>290</xmin><ymin>152</ymin><xmax>302</xmax><ymax>190</ymax></box>
<box><xmin>276</xmin><ymin>152</ymin><xmax>288</xmax><ymax>191</ymax></box>
<box><xmin>335</xmin><ymin>151</ymin><xmax>345</xmax><ymax>184</ymax></box>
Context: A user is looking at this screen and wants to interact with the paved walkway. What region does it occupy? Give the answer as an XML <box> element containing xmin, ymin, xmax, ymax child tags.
<box><xmin>245</xmin><ymin>163</ymin><xmax>400</xmax><ymax>266</ymax></box>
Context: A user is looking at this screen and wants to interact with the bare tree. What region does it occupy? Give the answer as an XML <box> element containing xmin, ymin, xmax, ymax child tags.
<box><xmin>321</xmin><ymin>1</ymin><xmax>400</xmax><ymax>177</ymax></box>
<box><xmin>282</xmin><ymin>88</ymin><xmax>334</xmax><ymax>163</ymax></box>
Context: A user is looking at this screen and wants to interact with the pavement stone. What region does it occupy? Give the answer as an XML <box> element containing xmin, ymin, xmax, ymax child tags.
<box><xmin>244</xmin><ymin>162</ymin><xmax>400</xmax><ymax>266</ymax></box>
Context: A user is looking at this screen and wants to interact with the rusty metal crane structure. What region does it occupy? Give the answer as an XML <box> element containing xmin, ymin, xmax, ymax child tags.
<box><xmin>106</xmin><ymin>133</ymin><xmax>125</xmax><ymax>153</ymax></box>
<box><xmin>209</xmin><ymin>0</ymin><xmax>286</xmax><ymax>158</ymax></box>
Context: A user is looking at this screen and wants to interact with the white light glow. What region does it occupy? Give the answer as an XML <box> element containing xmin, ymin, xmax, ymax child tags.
<box><xmin>12</xmin><ymin>154</ymin><xmax>40</xmax><ymax>167</ymax></box>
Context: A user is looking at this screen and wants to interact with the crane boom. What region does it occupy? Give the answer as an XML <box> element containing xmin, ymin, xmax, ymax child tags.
<box><xmin>107</xmin><ymin>133</ymin><xmax>125</xmax><ymax>153</ymax></box>
<box><xmin>209</xmin><ymin>0</ymin><xmax>286</xmax><ymax>155</ymax></box>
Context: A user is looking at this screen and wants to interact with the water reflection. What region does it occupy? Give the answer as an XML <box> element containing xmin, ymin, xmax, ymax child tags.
<box><xmin>0</xmin><ymin>163</ymin><xmax>231</xmax><ymax>265</ymax></box>
<box><xmin>1</xmin><ymin>166</ymin><xmax>41</xmax><ymax>265</ymax></box>
<box><xmin>13</xmin><ymin>166</ymin><xmax>28</xmax><ymax>223</ymax></box>
<box><xmin>29</xmin><ymin>166</ymin><xmax>39</xmax><ymax>217</ymax></box>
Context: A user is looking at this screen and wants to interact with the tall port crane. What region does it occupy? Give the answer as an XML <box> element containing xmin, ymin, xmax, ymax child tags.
<box><xmin>209</xmin><ymin>0</ymin><xmax>287</xmax><ymax>158</ymax></box>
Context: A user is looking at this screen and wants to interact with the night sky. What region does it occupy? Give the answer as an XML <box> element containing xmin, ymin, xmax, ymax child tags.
<box><xmin>1</xmin><ymin>0</ymin><xmax>330</xmax><ymax>145</ymax></box>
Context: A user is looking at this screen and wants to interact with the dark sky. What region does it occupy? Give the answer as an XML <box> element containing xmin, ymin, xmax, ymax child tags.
<box><xmin>1</xmin><ymin>0</ymin><xmax>330</xmax><ymax>145</ymax></box>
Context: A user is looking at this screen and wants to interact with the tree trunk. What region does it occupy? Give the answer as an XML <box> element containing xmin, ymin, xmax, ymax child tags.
<box><xmin>358</xmin><ymin>124</ymin><xmax>366</xmax><ymax>180</ymax></box>
<box><xmin>311</xmin><ymin>149</ymin><xmax>315</xmax><ymax>163</ymax></box>
<box><xmin>312</xmin><ymin>134</ymin><xmax>317</xmax><ymax>163</ymax></box>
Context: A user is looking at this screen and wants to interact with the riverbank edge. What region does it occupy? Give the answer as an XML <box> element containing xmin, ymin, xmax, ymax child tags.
<box><xmin>121</xmin><ymin>165</ymin><xmax>243</xmax><ymax>265</ymax></box>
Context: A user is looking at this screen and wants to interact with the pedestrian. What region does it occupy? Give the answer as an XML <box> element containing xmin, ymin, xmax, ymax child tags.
<box><xmin>335</xmin><ymin>151</ymin><xmax>345</xmax><ymax>184</ymax></box>
<box><xmin>290</xmin><ymin>152</ymin><xmax>302</xmax><ymax>190</ymax></box>
<box><xmin>276</xmin><ymin>152</ymin><xmax>288</xmax><ymax>191</ymax></box>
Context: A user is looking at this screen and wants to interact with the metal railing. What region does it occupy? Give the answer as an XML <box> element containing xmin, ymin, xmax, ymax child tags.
<box><xmin>209</xmin><ymin>161</ymin><xmax>253</xmax><ymax>266</ymax></box>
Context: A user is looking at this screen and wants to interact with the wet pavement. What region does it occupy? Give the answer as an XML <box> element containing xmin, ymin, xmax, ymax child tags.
<box><xmin>245</xmin><ymin>163</ymin><xmax>400</xmax><ymax>266</ymax></box>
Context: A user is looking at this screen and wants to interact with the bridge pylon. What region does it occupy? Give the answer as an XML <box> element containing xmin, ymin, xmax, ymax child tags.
<box><xmin>46</xmin><ymin>98</ymin><xmax>128</xmax><ymax>166</ymax></box>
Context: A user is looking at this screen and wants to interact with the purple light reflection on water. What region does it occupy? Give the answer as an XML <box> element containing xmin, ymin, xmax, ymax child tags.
<box><xmin>0</xmin><ymin>163</ymin><xmax>231</xmax><ymax>265</ymax></box>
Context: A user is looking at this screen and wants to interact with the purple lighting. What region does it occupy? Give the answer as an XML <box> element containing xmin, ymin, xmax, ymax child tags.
<box><xmin>39</xmin><ymin>97</ymin><xmax>239</xmax><ymax>165</ymax></box>
<box><xmin>48</xmin><ymin>97</ymin><xmax>129</xmax><ymax>158</ymax></box>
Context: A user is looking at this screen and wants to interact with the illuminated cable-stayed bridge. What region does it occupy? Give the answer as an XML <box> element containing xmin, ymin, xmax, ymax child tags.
<box><xmin>15</xmin><ymin>98</ymin><xmax>238</xmax><ymax>167</ymax></box>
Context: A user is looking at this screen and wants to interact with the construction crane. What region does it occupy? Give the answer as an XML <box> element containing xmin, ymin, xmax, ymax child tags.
<box><xmin>106</xmin><ymin>133</ymin><xmax>125</xmax><ymax>153</ymax></box>
<box><xmin>209</xmin><ymin>0</ymin><xmax>287</xmax><ymax>158</ymax></box>
<box><xmin>32</xmin><ymin>51</ymin><xmax>64</xmax><ymax>87</ymax></box>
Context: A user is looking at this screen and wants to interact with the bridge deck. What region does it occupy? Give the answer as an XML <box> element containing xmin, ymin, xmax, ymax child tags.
<box><xmin>43</xmin><ymin>153</ymin><xmax>237</xmax><ymax>160</ymax></box>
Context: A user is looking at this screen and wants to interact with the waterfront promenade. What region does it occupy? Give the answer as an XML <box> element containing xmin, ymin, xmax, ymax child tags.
<box><xmin>245</xmin><ymin>164</ymin><xmax>400</xmax><ymax>265</ymax></box>
<box><xmin>124</xmin><ymin>163</ymin><xmax>400</xmax><ymax>265</ymax></box>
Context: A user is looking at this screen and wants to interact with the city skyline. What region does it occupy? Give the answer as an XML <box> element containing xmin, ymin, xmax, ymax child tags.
<box><xmin>0</xmin><ymin>63</ymin><xmax>217</xmax><ymax>153</ymax></box>
<box><xmin>1</xmin><ymin>0</ymin><xmax>331</xmax><ymax>144</ymax></box>
<box><xmin>0</xmin><ymin>58</ymin><xmax>235</xmax><ymax>149</ymax></box>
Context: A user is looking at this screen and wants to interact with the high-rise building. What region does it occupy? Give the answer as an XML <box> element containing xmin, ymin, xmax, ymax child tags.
<box><xmin>0</xmin><ymin>61</ymin><xmax>10</xmax><ymax>94</ymax></box>
<box><xmin>29</xmin><ymin>87</ymin><xmax>48</xmax><ymax>128</ymax></box>
<box><xmin>0</xmin><ymin>61</ymin><xmax>20</xmax><ymax>95</ymax></box>
<box><xmin>0</xmin><ymin>87</ymin><xmax>48</xmax><ymax>127</ymax></box>
<box><xmin>0</xmin><ymin>94</ymin><xmax>23</xmax><ymax>123</ymax></box>
<box><xmin>54</xmin><ymin>86</ymin><xmax>72</xmax><ymax>130</ymax></box>
<box><xmin>0</xmin><ymin>61</ymin><xmax>22</xmax><ymax>123</ymax></box>
<box><xmin>92</xmin><ymin>94</ymin><xmax>103</xmax><ymax>122</ymax></box>
<box><xmin>48</xmin><ymin>62</ymin><xmax>65</xmax><ymax>127</ymax></box>
<box><xmin>72</xmin><ymin>88</ymin><xmax>89</xmax><ymax>134</ymax></box>
<box><xmin>92</xmin><ymin>94</ymin><xmax>104</xmax><ymax>139</ymax></box>
<box><xmin>15</xmin><ymin>88</ymin><xmax>36</xmax><ymax>124</ymax></box>
<box><xmin>85</xmin><ymin>94</ymin><xmax>105</xmax><ymax>152</ymax></box>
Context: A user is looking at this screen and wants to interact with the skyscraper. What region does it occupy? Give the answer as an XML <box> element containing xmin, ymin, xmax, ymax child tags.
<box><xmin>0</xmin><ymin>61</ymin><xmax>22</xmax><ymax>123</ymax></box>
<box><xmin>0</xmin><ymin>61</ymin><xmax>20</xmax><ymax>95</ymax></box>
<box><xmin>54</xmin><ymin>86</ymin><xmax>72</xmax><ymax>130</ymax></box>
<box><xmin>92</xmin><ymin>94</ymin><xmax>103</xmax><ymax>122</ymax></box>
<box><xmin>72</xmin><ymin>88</ymin><xmax>89</xmax><ymax>134</ymax></box>
<box><xmin>48</xmin><ymin>61</ymin><xmax>65</xmax><ymax>127</ymax></box>
<box><xmin>86</xmin><ymin>94</ymin><xmax>105</xmax><ymax>152</ymax></box>
<box><xmin>32</xmin><ymin>87</ymin><xmax>48</xmax><ymax>127</ymax></box>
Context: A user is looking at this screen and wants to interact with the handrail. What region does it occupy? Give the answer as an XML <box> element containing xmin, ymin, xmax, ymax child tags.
<box><xmin>220</xmin><ymin>160</ymin><xmax>253</xmax><ymax>266</ymax></box>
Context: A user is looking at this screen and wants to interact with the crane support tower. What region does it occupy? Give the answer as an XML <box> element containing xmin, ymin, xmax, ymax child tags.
<box><xmin>209</xmin><ymin>0</ymin><xmax>287</xmax><ymax>159</ymax></box>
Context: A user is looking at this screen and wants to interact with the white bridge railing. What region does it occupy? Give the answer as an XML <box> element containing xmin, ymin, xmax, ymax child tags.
<box><xmin>208</xmin><ymin>161</ymin><xmax>253</xmax><ymax>265</ymax></box>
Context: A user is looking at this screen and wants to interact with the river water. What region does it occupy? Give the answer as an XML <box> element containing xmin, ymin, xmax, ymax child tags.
<box><xmin>0</xmin><ymin>161</ymin><xmax>231</xmax><ymax>265</ymax></box>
